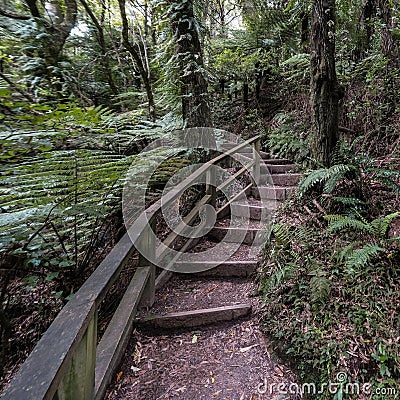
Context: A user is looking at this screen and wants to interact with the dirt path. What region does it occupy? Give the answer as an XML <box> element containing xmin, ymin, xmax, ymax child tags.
<box><xmin>105</xmin><ymin>247</ymin><xmax>297</xmax><ymax>399</ymax></box>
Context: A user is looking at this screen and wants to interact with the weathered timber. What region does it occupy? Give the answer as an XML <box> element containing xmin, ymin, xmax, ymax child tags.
<box><xmin>251</xmin><ymin>185</ymin><xmax>296</xmax><ymax>201</ymax></box>
<box><xmin>139</xmin><ymin>304</ymin><xmax>252</xmax><ymax>329</ymax></box>
<box><xmin>94</xmin><ymin>266</ymin><xmax>152</xmax><ymax>400</ymax></box>
<box><xmin>55</xmin><ymin>313</ymin><xmax>97</xmax><ymax>400</ymax></box>
<box><xmin>175</xmin><ymin>260</ymin><xmax>257</xmax><ymax>277</ymax></box>
<box><xmin>2</xmin><ymin>135</ymin><xmax>263</xmax><ymax>400</ymax></box>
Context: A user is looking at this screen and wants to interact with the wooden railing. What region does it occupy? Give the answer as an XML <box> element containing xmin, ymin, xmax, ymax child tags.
<box><xmin>1</xmin><ymin>135</ymin><xmax>261</xmax><ymax>400</ymax></box>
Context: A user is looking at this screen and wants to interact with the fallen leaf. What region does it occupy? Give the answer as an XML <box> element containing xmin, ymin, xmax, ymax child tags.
<box><xmin>116</xmin><ymin>371</ymin><xmax>123</xmax><ymax>382</ymax></box>
<box><xmin>130</xmin><ymin>366</ymin><xmax>141</xmax><ymax>373</ymax></box>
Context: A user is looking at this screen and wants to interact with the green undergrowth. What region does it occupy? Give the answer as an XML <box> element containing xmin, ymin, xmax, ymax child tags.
<box><xmin>260</xmin><ymin>142</ymin><xmax>400</xmax><ymax>399</ymax></box>
<box><xmin>0</xmin><ymin>100</ymin><xmax>190</xmax><ymax>384</ymax></box>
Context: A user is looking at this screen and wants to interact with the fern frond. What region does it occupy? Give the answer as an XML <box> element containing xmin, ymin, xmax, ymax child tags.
<box><xmin>370</xmin><ymin>212</ymin><xmax>400</xmax><ymax>238</ymax></box>
<box><xmin>345</xmin><ymin>244</ymin><xmax>386</xmax><ymax>269</ymax></box>
<box><xmin>332</xmin><ymin>197</ymin><xmax>366</xmax><ymax>207</ymax></box>
<box><xmin>298</xmin><ymin>164</ymin><xmax>355</xmax><ymax>197</ymax></box>
<box><xmin>325</xmin><ymin>215</ymin><xmax>371</xmax><ymax>234</ymax></box>
<box><xmin>309</xmin><ymin>267</ymin><xmax>331</xmax><ymax>306</ymax></box>
<box><xmin>262</xmin><ymin>262</ymin><xmax>298</xmax><ymax>293</ymax></box>
<box><xmin>334</xmin><ymin>242</ymin><xmax>361</xmax><ymax>264</ymax></box>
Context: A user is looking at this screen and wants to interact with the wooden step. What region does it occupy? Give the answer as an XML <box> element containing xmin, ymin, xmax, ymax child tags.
<box><xmin>138</xmin><ymin>303</ymin><xmax>252</xmax><ymax>329</ymax></box>
<box><xmin>175</xmin><ymin>260</ymin><xmax>257</xmax><ymax>277</ymax></box>
<box><xmin>267</xmin><ymin>164</ymin><xmax>296</xmax><ymax>174</ymax></box>
<box><xmin>230</xmin><ymin>200</ymin><xmax>277</xmax><ymax>220</ymax></box>
<box><xmin>270</xmin><ymin>173</ymin><xmax>302</xmax><ymax>186</ymax></box>
<box><xmin>263</xmin><ymin>158</ymin><xmax>292</xmax><ymax>165</ymax></box>
<box><xmin>208</xmin><ymin>225</ymin><xmax>266</xmax><ymax>245</ymax></box>
<box><xmin>251</xmin><ymin>185</ymin><xmax>296</xmax><ymax>201</ymax></box>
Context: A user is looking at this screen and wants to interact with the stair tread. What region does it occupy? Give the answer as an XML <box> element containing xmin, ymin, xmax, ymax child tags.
<box><xmin>137</xmin><ymin>274</ymin><xmax>256</xmax><ymax>320</ymax></box>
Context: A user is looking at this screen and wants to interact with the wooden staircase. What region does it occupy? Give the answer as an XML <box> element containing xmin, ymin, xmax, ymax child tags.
<box><xmin>1</xmin><ymin>135</ymin><xmax>301</xmax><ymax>400</ymax></box>
<box><xmin>135</xmin><ymin>152</ymin><xmax>301</xmax><ymax>329</ymax></box>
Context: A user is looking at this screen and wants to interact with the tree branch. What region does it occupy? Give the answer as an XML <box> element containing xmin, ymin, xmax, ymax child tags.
<box><xmin>24</xmin><ymin>0</ymin><xmax>41</xmax><ymax>18</ymax></box>
<box><xmin>0</xmin><ymin>7</ymin><xmax>31</xmax><ymax>20</ymax></box>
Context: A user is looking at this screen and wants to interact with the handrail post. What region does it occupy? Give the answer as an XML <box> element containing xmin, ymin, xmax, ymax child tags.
<box><xmin>54</xmin><ymin>311</ymin><xmax>98</xmax><ymax>400</ymax></box>
<box><xmin>252</xmin><ymin>138</ymin><xmax>261</xmax><ymax>185</ymax></box>
<box><xmin>138</xmin><ymin>214</ymin><xmax>156</xmax><ymax>308</ymax></box>
<box><xmin>206</xmin><ymin>167</ymin><xmax>217</xmax><ymax>208</ymax></box>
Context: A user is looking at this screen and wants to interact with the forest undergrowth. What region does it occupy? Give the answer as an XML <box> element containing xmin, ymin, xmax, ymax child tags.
<box><xmin>258</xmin><ymin>84</ymin><xmax>400</xmax><ymax>398</ymax></box>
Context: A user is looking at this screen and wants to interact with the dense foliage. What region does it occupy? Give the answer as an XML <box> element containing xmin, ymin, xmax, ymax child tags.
<box><xmin>261</xmin><ymin>142</ymin><xmax>400</xmax><ymax>398</ymax></box>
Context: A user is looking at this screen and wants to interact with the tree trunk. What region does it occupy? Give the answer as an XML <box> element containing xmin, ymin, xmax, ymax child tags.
<box><xmin>356</xmin><ymin>0</ymin><xmax>376</xmax><ymax>59</ymax></box>
<box><xmin>79</xmin><ymin>0</ymin><xmax>118</xmax><ymax>95</ymax></box>
<box><xmin>310</xmin><ymin>0</ymin><xmax>340</xmax><ymax>166</ymax></box>
<box><xmin>243</xmin><ymin>81</ymin><xmax>249</xmax><ymax>106</ymax></box>
<box><xmin>118</xmin><ymin>0</ymin><xmax>156</xmax><ymax>120</ymax></box>
<box><xmin>172</xmin><ymin>0</ymin><xmax>212</xmax><ymax>128</ymax></box>
<box><xmin>378</xmin><ymin>0</ymin><xmax>393</xmax><ymax>56</ymax></box>
<box><xmin>42</xmin><ymin>0</ymin><xmax>78</xmax><ymax>66</ymax></box>
<box><xmin>300</xmin><ymin>11</ymin><xmax>310</xmax><ymax>52</ymax></box>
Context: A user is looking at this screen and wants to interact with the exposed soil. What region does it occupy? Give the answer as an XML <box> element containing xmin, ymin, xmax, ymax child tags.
<box><xmin>105</xmin><ymin>319</ymin><xmax>298</xmax><ymax>400</ymax></box>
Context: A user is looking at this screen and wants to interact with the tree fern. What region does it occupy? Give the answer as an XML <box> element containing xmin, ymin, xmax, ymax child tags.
<box><xmin>0</xmin><ymin>100</ymin><xmax>190</xmax><ymax>292</ymax></box>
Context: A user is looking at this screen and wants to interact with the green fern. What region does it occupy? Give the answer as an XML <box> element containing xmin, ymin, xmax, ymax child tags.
<box><xmin>308</xmin><ymin>264</ymin><xmax>331</xmax><ymax>307</ymax></box>
<box><xmin>327</xmin><ymin>212</ymin><xmax>400</xmax><ymax>271</ymax></box>
<box><xmin>268</xmin><ymin>111</ymin><xmax>309</xmax><ymax>162</ymax></box>
<box><xmin>369</xmin><ymin>212</ymin><xmax>400</xmax><ymax>238</ymax></box>
<box><xmin>298</xmin><ymin>164</ymin><xmax>355</xmax><ymax>197</ymax></box>
<box><xmin>345</xmin><ymin>244</ymin><xmax>386</xmax><ymax>270</ymax></box>
<box><xmin>262</xmin><ymin>262</ymin><xmax>298</xmax><ymax>292</ymax></box>
<box><xmin>325</xmin><ymin>212</ymin><xmax>399</xmax><ymax>237</ymax></box>
<box><xmin>325</xmin><ymin>214</ymin><xmax>371</xmax><ymax>235</ymax></box>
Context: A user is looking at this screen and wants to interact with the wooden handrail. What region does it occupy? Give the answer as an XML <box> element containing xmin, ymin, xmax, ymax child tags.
<box><xmin>0</xmin><ymin>135</ymin><xmax>261</xmax><ymax>400</ymax></box>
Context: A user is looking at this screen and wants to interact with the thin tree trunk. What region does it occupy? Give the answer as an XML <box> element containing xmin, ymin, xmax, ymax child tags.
<box><xmin>310</xmin><ymin>0</ymin><xmax>340</xmax><ymax>166</ymax></box>
<box><xmin>358</xmin><ymin>0</ymin><xmax>376</xmax><ymax>59</ymax></box>
<box><xmin>172</xmin><ymin>0</ymin><xmax>212</xmax><ymax>128</ymax></box>
<box><xmin>243</xmin><ymin>81</ymin><xmax>249</xmax><ymax>106</ymax></box>
<box><xmin>300</xmin><ymin>11</ymin><xmax>310</xmax><ymax>52</ymax></box>
<box><xmin>79</xmin><ymin>0</ymin><xmax>118</xmax><ymax>95</ymax></box>
<box><xmin>118</xmin><ymin>0</ymin><xmax>156</xmax><ymax>120</ymax></box>
<box><xmin>378</xmin><ymin>0</ymin><xmax>394</xmax><ymax>57</ymax></box>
